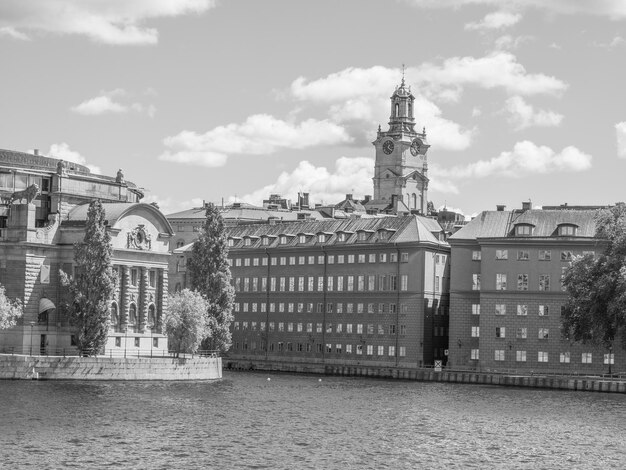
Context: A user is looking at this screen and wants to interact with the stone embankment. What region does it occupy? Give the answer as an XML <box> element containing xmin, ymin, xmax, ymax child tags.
<box><xmin>0</xmin><ymin>354</ymin><xmax>222</xmax><ymax>380</ymax></box>
<box><xmin>225</xmin><ymin>359</ymin><xmax>626</xmax><ymax>393</ymax></box>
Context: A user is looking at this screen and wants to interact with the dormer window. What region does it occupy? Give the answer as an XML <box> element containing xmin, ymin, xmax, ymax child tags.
<box><xmin>515</xmin><ymin>224</ymin><xmax>534</xmax><ymax>236</ymax></box>
<box><xmin>299</xmin><ymin>235</ymin><xmax>306</xmax><ymax>244</ymax></box>
<box><xmin>558</xmin><ymin>224</ymin><xmax>578</xmax><ymax>236</ymax></box>
<box><xmin>228</xmin><ymin>238</ymin><xmax>234</xmax><ymax>247</ymax></box>
<box><xmin>338</xmin><ymin>232</ymin><xmax>346</xmax><ymax>242</ymax></box>
<box><xmin>262</xmin><ymin>236</ymin><xmax>269</xmax><ymax>246</ymax></box>
<box><xmin>357</xmin><ymin>231</ymin><xmax>370</xmax><ymax>242</ymax></box>
<box><xmin>318</xmin><ymin>233</ymin><xmax>326</xmax><ymax>243</ymax></box>
<box><xmin>379</xmin><ymin>231</ymin><xmax>389</xmax><ymax>241</ymax></box>
<box><xmin>244</xmin><ymin>238</ymin><xmax>251</xmax><ymax>246</ymax></box>
<box><xmin>280</xmin><ymin>235</ymin><xmax>288</xmax><ymax>245</ymax></box>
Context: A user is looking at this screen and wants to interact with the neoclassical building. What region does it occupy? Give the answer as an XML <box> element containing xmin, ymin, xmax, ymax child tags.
<box><xmin>0</xmin><ymin>149</ymin><xmax>173</xmax><ymax>355</ymax></box>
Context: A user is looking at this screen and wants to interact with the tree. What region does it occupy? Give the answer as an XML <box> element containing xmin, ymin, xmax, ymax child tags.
<box><xmin>0</xmin><ymin>284</ymin><xmax>22</xmax><ymax>330</ymax></box>
<box><xmin>187</xmin><ymin>203</ymin><xmax>234</xmax><ymax>353</ymax></box>
<box><xmin>60</xmin><ymin>200</ymin><xmax>117</xmax><ymax>355</ymax></box>
<box><xmin>562</xmin><ymin>204</ymin><xmax>626</xmax><ymax>353</ymax></box>
<box><xmin>163</xmin><ymin>289</ymin><xmax>210</xmax><ymax>356</ymax></box>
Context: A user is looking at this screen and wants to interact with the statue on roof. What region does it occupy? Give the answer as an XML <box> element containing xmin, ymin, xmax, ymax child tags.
<box><xmin>116</xmin><ymin>169</ymin><xmax>125</xmax><ymax>184</ymax></box>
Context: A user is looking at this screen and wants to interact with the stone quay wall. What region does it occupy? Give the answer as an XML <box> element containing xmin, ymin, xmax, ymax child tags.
<box><xmin>0</xmin><ymin>355</ymin><xmax>222</xmax><ymax>380</ymax></box>
<box><xmin>224</xmin><ymin>359</ymin><xmax>626</xmax><ymax>394</ymax></box>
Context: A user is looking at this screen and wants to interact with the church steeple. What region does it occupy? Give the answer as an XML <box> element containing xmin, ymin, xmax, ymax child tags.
<box><xmin>371</xmin><ymin>72</ymin><xmax>431</xmax><ymax>214</ymax></box>
<box><xmin>388</xmin><ymin>67</ymin><xmax>416</xmax><ymax>134</ymax></box>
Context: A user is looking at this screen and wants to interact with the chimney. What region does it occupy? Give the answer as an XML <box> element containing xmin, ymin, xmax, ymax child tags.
<box><xmin>521</xmin><ymin>200</ymin><xmax>531</xmax><ymax>211</ymax></box>
<box><xmin>33</xmin><ymin>149</ymin><xmax>39</xmax><ymax>156</ymax></box>
<box><xmin>496</xmin><ymin>204</ymin><xmax>506</xmax><ymax>211</ymax></box>
<box><xmin>391</xmin><ymin>194</ymin><xmax>398</xmax><ymax>207</ymax></box>
<box><xmin>364</xmin><ymin>195</ymin><xmax>371</xmax><ymax>203</ymax></box>
<box><xmin>346</xmin><ymin>193</ymin><xmax>353</xmax><ymax>201</ymax></box>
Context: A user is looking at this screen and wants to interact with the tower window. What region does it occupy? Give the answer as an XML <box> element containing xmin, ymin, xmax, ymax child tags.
<box><xmin>395</xmin><ymin>103</ymin><xmax>399</xmax><ymax>117</ymax></box>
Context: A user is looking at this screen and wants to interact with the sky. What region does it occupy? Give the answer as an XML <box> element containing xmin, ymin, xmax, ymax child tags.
<box><xmin>1</xmin><ymin>0</ymin><xmax>626</xmax><ymax>218</ymax></box>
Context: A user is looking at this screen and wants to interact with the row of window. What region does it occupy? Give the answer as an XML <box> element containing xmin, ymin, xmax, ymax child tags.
<box><xmin>233</xmin><ymin>301</ymin><xmax>449</xmax><ymax>316</ymax></box>
<box><xmin>472</xmin><ymin>304</ymin><xmax>554</xmax><ymax>316</ymax></box>
<box><xmin>471</xmin><ymin>350</ymin><xmax>614</xmax><ymax>364</ymax></box>
<box><xmin>112</xmin><ymin>337</ymin><xmax>159</xmax><ymax>348</ymax></box>
<box><xmin>234</xmin><ymin>341</ymin><xmax>407</xmax><ymax>357</ymax></box>
<box><xmin>472</xmin><ymin>273</ymin><xmax>562</xmax><ymax>291</ymax></box>
<box><xmin>234</xmin><ymin>301</ymin><xmax>416</xmax><ymax>315</ymax></box>
<box><xmin>231</xmin><ymin>252</ymin><xmax>447</xmax><ymax>267</ymax></box>
<box><xmin>112</xmin><ymin>266</ymin><xmax>157</xmax><ymax>288</ymax></box>
<box><xmin>234</xmin><ymin>274</ymin><xmax>412</xmax><ymax>293</ymax></box>
<box><xmin>471</xmin><ymin>326</ymin><xmax>551</xmax><ymax>339</ymax></box>
<box><xmin>473</xmin><ymin>249</ymin><xmax>593</xmax><ymax>261</ymax></box>
<box><xmin>230</xmin><ymin>229</ymin><xmax>398</xmax><ymax>247</ymax></box>
<box><xmin>233</xmin><ymin>321</ymin><xmax>408</xmax><ymax>335</ymax></box>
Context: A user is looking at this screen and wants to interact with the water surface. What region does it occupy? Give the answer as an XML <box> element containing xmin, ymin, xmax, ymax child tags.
<box><xmin>1</xmin><ymin>372</ymin><xmax>624</xmax><ymax>469</ymax></box>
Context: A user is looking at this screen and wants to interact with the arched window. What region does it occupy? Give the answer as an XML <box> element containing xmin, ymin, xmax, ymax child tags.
<box><xmin>129</xmin><ymin>303</ymin><xmax>137</xmax><ymax>327</ymax></box>
<box><xmin>176</xmin><ymin>239</ymin><xmax>185</xmax><ymax>248</ymax></box>
<box><xmin>110</xmin><ymin>302</ymin><xmax>119</xmax><ymax>328</ymax></box>
<box><xmin>175</xmin><ymin>283</ymin><xmax>182</xmax><ymax>292</ymax></box>
<box><xmin>395</xmin><ymin>103</ymin><xmax>400</xmax><ymax>117</ymax></box>
<box><xmin>412</xmin><ymin>194</ymin><xmax>417</xmax><ymax>210</ymax></box>
<box><xmin>148</xmin><ymin>304</ymin><xmax>156</xmax><ymax>328</ymax></box>
<box><xmin>405</xmin><ymin>194</ymin><xmax>410</xmax><ymax>207</ymax></box>
<box><xmin>408</xmin><ymin>101</ymin><xmax>413</xmax><ymax>117</ymax></box>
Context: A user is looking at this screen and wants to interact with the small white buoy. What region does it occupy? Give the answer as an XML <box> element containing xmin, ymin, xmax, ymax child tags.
<box><xmin>318</xmin><ymin>378</ymin><xmax>322</xmax><ymax>382</ymax></box>
<box><xmin>267</xmin><ymin>377</ymin><xmax>271</xmax><ymax>381</ymax></box>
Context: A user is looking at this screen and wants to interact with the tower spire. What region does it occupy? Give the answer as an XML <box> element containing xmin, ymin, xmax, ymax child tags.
<box><xmin>401</xmin><ymin>63</ymin><xmax>406</xmax><ymax>87</ymax></box>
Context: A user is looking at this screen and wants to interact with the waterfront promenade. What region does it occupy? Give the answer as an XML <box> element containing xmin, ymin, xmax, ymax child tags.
<box><xmin>225</xmin><ymin>358</ymin><xmax>626</xmax><ymax>393</ymax></box>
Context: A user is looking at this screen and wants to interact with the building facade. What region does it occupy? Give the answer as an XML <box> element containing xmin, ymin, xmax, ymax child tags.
<box><xmin>448</xmin><ymin>203</ymin><xmax>624</xmax><ymax>374</ymax></box>
<box><xmin>0</xmin><ymin>149</ymin><xmax>173</xmax><ymax>355</ymax></box>
<box><xmin>218</xmin><ymin>216</ymin><xmax>450</xmax><ymax>367</ymax></box>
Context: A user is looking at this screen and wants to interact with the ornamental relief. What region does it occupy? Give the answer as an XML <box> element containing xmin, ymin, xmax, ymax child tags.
<box><xmin>127</xmin><ymin>225</ymin><xmax>152</xmax><ymax>251</ymax></box>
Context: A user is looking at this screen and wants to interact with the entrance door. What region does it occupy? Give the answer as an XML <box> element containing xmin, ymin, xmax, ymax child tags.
<box><xmin>40</xmin><ymin>334</ymin><xmax>47</xmax><ymax>355</ymax></box>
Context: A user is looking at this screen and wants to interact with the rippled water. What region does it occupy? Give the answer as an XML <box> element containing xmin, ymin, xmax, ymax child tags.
<box><xmin>1</xmin><ymin>372</ymin><xmax>625</xmax><ymax>469</ymax></box>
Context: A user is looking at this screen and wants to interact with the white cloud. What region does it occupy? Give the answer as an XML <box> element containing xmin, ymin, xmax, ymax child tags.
<box><xmin>594</xmin><ymin>36</ymin><xmax>626</xmax><ymax>48</ymax></box>
<box><xmin>0</xmin><ymin>26</ymin><xmax>29</xmax><ymax>40</ymax></box>
<box><xmin>417</xmin><ymin>52</ymin><xmax>567</xmax><ymax>96</ymax></box>
<box><xmin>46</xmin><ymin>143</ymin><xmax>101</xmax><ymax>174</ymax></box>
<box><xmin>71</xmin><ymin>89</ymin><xmax>156</xmax><ymax>116</ymax></box>
<box><xmin>436</xmin><ymin>141</ymin><xmax>592</xmax><ymax>179</ymax></box>
<box><xmin>616</xmin><ymin>122</ymin><xmax>626</xmax><ymax>158</ymax></box>
<box><xmin>159</xmin><ymin>114</ymin><xmax>353</xmax><ymax>167</ymax></box>
<box><xmin>406</xmin><ymin>0</ymin><xmax>626</xmax><ymax>20</ymax></box>
<box><xmin>493</xmin><ymin>35</ymin><xmax>532</xmax><ymax>51</ymax></box>
<box><xmin>504</xmin><ymin>96</ymin><xmax>563</xmax><ymax>130</ymax></box>
<box><xmin>239</xmin><ymin>157</ymin><xmax>374</xmax><ymax>206</ymax></box>
<box><xmin>465</xmin><ymin>11</ymin><xmax>522</xmax><ymax>31</ymax></box>
<box><xmin>72</xmin><ymin>96</ymin><xmax>128</xmax><ymax>115</ymax></box>
<box><xmin>0</xmin><ymin>0</ymin><xmax>215</xmax><ymax>45</ymax></box>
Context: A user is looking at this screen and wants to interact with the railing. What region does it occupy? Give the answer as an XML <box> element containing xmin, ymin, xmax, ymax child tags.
<box><xmin>0</xmin><ymin>346</ymin><xmax>220</xmax><ymax>359</ymax></box>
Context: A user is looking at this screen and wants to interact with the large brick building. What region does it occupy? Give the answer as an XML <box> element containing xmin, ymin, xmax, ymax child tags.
<box><xmin>447</xmin><ymin>203</ymin><xmax>624</xmax><ymax>374</ymax></box>
<box><xmin>218</xmin><ymin>216</ymin><xmax>450</xmax><ymax>367</ymax></box>
<box><xmin>0</xmin><ymin>149</ymin><xmax>173</xmax><ymax>355</ymax></box>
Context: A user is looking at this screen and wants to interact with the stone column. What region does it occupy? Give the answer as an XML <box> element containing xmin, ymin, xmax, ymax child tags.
<box><xmin>157</xmin><ymin>268</ymin><xmax>168</xmax><ymax>334</ymax></box>
<box><xmin>139</xmin><ymin>267</ymin><xmax>149</xmax><ymax>333</ymax></box>
<box><xmin>120</xmin><ymin>265</ymin><xmax>131</xmax><ymax>332</ymax></box>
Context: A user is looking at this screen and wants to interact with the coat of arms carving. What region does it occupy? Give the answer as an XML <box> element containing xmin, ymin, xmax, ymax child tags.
<box><xmin>127</xmin><ymin>225</ymin><xmax>152</xmax><ymax>250</ymax></box>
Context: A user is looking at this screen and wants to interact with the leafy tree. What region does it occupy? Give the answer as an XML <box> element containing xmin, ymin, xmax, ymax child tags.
<box><xmin>0</xmin><ymin>284</ymin><xmax>22</xmax><ymax>330</ymax></box>
<box><xmin>562</xmin><ymin>204</ymin><xmax>626</xmax><ymax>352</ymax></box>
<box><xmin>163</xmin><ymin>289</ymin><xmax>210</xmax><ymax>356</ymax></box>
<box><xmin>60</xmin><ymin>200</ymin><xmax>117</xmax><ymax>355</ymax></box>
<box><xmin>187</xmin><ymin>203</ymin><xmax>234</xmax><ymax>353</ymax></box>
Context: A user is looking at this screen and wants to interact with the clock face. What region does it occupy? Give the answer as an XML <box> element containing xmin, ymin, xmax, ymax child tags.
<box><xmin>410</xmin><ymin>138</ymin><xmax>421</xmax><ymax>156</ymax></box>
<box><xmin>382</xmin><ymin>140</ymin><xmax>394</xmax><ymax>155</ymax></box>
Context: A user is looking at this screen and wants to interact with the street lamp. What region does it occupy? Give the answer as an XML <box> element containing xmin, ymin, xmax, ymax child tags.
<box><xmin>147</xmin><ymin>322</ymin><xmax>154</xmax><ymax>358</ymax></box>
<box><xmin>29</xmin><ymin>321</ymin><xmax>35</xmax><ymax>356</ymax></box>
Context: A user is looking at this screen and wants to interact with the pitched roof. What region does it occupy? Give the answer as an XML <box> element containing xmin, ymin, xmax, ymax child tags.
<box><xmin>65</xmin><ymin>202</ymin><xmax>174</xmax><ymax>234</ymax></box>
<box><xmin>449</xmin><ymin>209</ymin><xmax>598</xmax><ymax>241</ymax></box>
<box><xmin>166</xmin><ymin>203</ymin><xmax>324</xmax><ymax>222</ymax></box>
<box><xmin>221</xmin><ymin>215</ymin><xmax>447</xmax><ymax>250</ymax></box>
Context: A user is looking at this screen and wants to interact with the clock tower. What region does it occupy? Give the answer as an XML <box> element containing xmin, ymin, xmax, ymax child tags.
<box><xmin>372</xmin><ymin>76</ymin><xmax>430</xmax><ymax>214</ymax></box>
